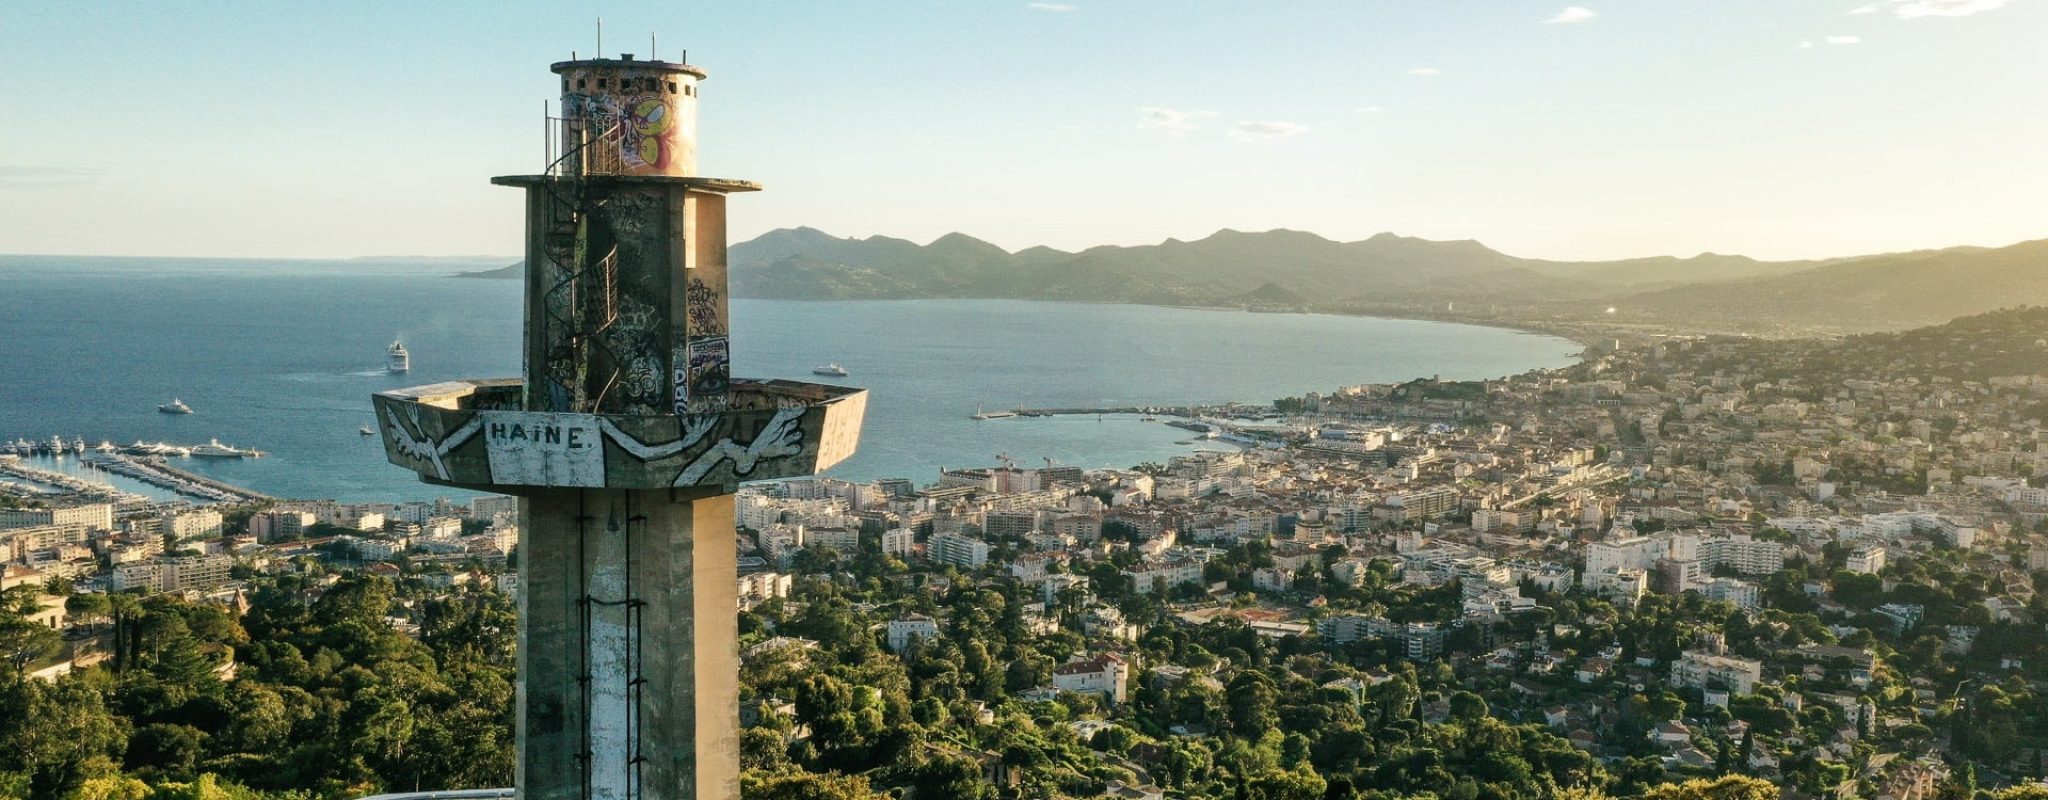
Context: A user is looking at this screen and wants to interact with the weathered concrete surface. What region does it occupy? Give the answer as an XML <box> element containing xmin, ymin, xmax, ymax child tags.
<box><xmin>374</xmin><ymin>379</ymin><xmax>866</xmax><ymax>490</ymax></box>
<box><xmin>517</xmin><ymin>488</ymin><xmax>739</xmax><ymax>800</ymax></box>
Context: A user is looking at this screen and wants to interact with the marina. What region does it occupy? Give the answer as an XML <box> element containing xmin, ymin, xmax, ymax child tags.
<box><xmin>1</xmin><ymin>433</ymin><xmax>273</xmax><ymax>506</ymax></box>
<box><xmin>91</xmin><ymin>453</ymin><xmax>272</xmax><ymax>503</ymax></box>
<box><xmin>2</xmin><ymin>436</ymin><xmax>263</xmax><ymax>460</ymax></box>
<box><xmin>0</xmin><ymin>454</ymin><xmax>153</xmax><ymax>508</ymax></box>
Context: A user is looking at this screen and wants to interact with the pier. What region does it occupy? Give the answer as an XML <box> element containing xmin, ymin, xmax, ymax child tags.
<box><xmin>88</xmin><ymin>454</ymin><xmax>272</xmax><ymax>504</ymax></box>
<box><xmin>980</xmin><ymin>402</ymin><xmax>1276</xmax><ymax>419</ymax></box>
<box><xmin>0</xmin><ymin>455</ymin><xmax>150</xmax><ymax>506</ymax></box>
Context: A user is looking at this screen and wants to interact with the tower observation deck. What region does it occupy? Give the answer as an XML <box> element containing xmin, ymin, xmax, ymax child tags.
<box><xmin>373</xmin><ymin>52</ymin><xmax>866</xmax><ymax>800</ymax></box>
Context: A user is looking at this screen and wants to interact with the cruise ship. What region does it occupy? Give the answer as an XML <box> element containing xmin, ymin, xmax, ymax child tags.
<box><xmin>811</xmin><ymin>363</ymin><xmax>848</xmax><ymax>377</ymax></box>
<box><xmin>387</xmin><ymin>340</ymin><xmax>410</xmax><ymax>373</ymax></box>
<box><xmin>158</xmin><ymin>398</ymin><xmax>193</xmax><ymax>414</ymax></box>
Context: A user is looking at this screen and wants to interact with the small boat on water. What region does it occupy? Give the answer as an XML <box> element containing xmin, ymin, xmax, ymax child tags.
<box><xmin>812</xmin><ymin>363</ymin><xmax>848</xmax><ymax>377</ymax></box>
<box><xmin>158</xmin><ymin>398</ymin><xmax>193</xmax><ymax>414</ymax></box>
<box><xmin>388</xmin><ymin>340</ymin><xmax>410</xmax><ymax>373</ymax></box>
<box><xmin>359</xmin><ymin>426</ymin><xmax>375</xmax><ymax>437</ymax></box>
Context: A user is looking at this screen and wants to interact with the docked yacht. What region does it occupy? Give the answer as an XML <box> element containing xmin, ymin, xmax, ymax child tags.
<box><xmin>191</xmin><ymin>439</ymin><xmax>260</xmax><ymax>459</ymax></box>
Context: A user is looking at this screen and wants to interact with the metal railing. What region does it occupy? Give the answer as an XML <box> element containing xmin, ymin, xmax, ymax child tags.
<box><xmin>544</xmin><ymin>114</ymin><xmax>627</xmax><ymax>178</ymax></box>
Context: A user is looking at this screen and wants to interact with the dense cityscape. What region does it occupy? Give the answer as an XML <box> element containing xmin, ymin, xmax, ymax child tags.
<box><xmin>8</xmin><ymin>306</ymin><xmax>2048</xmax><ymax>800</ymax></box>
<box><xmin>9</xmin><ymin>2</ymin><xmax>2048</xmax><ymax>799</ymax></box>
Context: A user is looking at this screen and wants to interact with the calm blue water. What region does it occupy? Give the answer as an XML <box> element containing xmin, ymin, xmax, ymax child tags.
<box><xmin>0</xmin><ymin>256</ymin><xmax>1579</xmax><ymax>502</ymax></box>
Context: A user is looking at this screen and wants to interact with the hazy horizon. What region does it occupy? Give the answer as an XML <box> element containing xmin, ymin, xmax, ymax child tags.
<box><xmin>4</xmin><ymin>223</ymin><xmax>2046</xmax><ymax>266</ymax></box>
<box><xmin>4</xmin><ymin>1</ymin><xmax>2045</xmax><ymax>262</ymax></box>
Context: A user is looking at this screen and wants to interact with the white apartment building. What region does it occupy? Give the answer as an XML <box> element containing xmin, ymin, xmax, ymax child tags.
<box><xmin>1700</xmin><ymin>534</ymin><xmax>1785</xmax><ymax>576</ymax></box>
<box><xmin>1846</xmin><ymin>547</ymin><xmax>1887</xmax><ymax>575</ymax></box>
<box><xmin>805</xmin><ymin>527</ymin><xmax>860</xmax><ymax>554</ymax></box>
<box><xmin>927</xmin><ymin>531</ymin><xmax>991</xmax><ymax>569</ymax></box>
<box><xmin>0</xmin><ymin>503</ymin><xmax>113</xmax><ymax>531</ymax></box>
<box><xmin>1670</xmin><ymin>650</ymin><xmax>1763</xmax><ymax>694</ymax></box>
<box><xmin>250</xmin><ymin>510</ymin><xmax>316</xmax><ymax>543</ymax></box>
<box><xmin>880</xmin><ymin>527</ymin><xmax>915</xmax><ymax>558</ymax></box>
<box><xmin>1701</xmin><ymin>577</ymin><xmax>1761</xmax><ymax>610</ymax></box>
<box><xmin>737</xmin><ymin>572</ymin><xmax>792</xmax><ymax>609</ymax></box>
<box><xmin>887</xmin><ymin>613</ymin><xmax>940</xmax><ymax>652</ymax></box>
<box><xmin>1123</xmin><ymin>557</ymin><xmax>1204</xmax><ymax>595</ymax></box>
<box><xmin>1051</xmin><ymin>653</ymin><xmax>1130</xmax><ymax>704</ymax></box>
<box><xmin>111</xmin><ymin>554</ymin><xmax>233</xmax><ymax>594</ymax></box>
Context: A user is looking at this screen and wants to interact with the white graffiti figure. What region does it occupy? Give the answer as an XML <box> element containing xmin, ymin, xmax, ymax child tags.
<box><xmin>599</xmin><ymin>406</ymin><xmax>806</xmax><ymax>487</ymax></box>
<box><xmin>383</xmin><ymin>405</ymin><xmax>484</xmax><ymax>481</ymax></box>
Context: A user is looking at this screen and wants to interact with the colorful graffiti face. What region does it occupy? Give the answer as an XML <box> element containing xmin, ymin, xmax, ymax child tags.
<box><xmin>565</xmin><ymin>90</ymin><xmax>680</xmax><ymax>174</ymax></box>
<box><xmin>628</xmin><ymin>97</ymin><xmax>675</xmax><ymax>170</ymax></box>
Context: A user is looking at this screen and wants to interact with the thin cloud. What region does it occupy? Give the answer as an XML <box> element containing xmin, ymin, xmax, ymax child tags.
<box><xmin>1848</xmin><ymin>3</ymin><xmax>1881</xmax><ymax>13</ymax></box>
<box><xmin>1229</xmin><ymin>121</ymin><xmax>1310</xmax><ymax>143</ymax></box>
<box><xmin>1893</xmin><ymin>0</ymin><xmax>2013</xmax><ymax>17</ymax></box>
<box><xmin>1025</xmin><ymin>2</ymin><xmax>1078</xmax><ymax>11</ymax></box>
<box><xmin>1406</xmin><ymin>67</ymin><xmax>1441</xmax><ymax>76</ymax></box>
<box><xmin>1352</xmin><ymin>106</ymin><xmax>1386</xmax><ymax>114</ymax></box>
<box><xmin>1137</xmin><ymin>107</ymin><xmax>1218</xmax><ymax>137</ymax></box>
<box><xmin>1827</xmin><ymin>35</ymin><xmax>1862</xmax><ymax>43</ymax></box>
<box><xmin>0</xmin><ymin>165</ymin><xmax>98</xmax><ymax>190</ymax></box>
<box><xmin>1800</xmin><ymin>40</ymin><xmax>1816</xmax><ymax>47</ymax></box>
<box><xmin>1545</xmin><ymin>6</ymin><xmax>1598</xmax><ymax>23</ymax></box>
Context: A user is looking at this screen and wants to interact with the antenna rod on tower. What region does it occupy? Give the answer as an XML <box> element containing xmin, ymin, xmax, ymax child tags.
<box><xmin>597</xmin><ymin>17</ymin><xmax>603</xmax><ymax>57</ymax></box>
<box><xmin>651</xmin><ymin>32</ymin><xmax>657</xmax><ymax>60</ymax></box>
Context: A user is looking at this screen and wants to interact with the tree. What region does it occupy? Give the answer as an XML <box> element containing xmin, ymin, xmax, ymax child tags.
<box><xmin>0</xmin><ymin>677</ymin><xmax>128</xmax><ymax>799</ymax></box>
<box><xmin>1448</xmin><ymin>691</ymin><xmax>1489</xmax><ymax>722</ymax></box>
<box><xmin>739</xmin><ymin>770</ymin><xmax>888</xmax><ymax>799</ymax></box>
<box><xmin>904</xmin><ymin>752</ymin><xmax>992</xmax><ymax>800</ymax></box>
<box><xmin>0</xmin><ymin>613</ymin><xmax>63</xmax><ymax>676</ymax></box>
<box><xmin>65</xmin><ymin>594</ymin><xmax>111</xmax><ymax>634</ymax></box>
<box><xmin>1226</xmin><ymin>672</ymin><xmax>1280</xmax><ymax>741</ymax></box>
<box><xmin>1640</xmin><ymin>775</ymin><xmax>1780</xmax><ymax>800</ymax></box>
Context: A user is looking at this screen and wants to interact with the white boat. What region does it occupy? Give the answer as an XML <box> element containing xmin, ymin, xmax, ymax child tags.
<box><xmin>811</xmin><ymin>363</ymin><xmax>848</xmax><ymax>377</ymax></box>
<box><xmin>159</xmin><ymin>398</ymin><xmax>193</xmax><ymax>414</ymax></box>
<box><xmin>191</xmin><ymin>439</ymin><xmax>259</xmax><ymax>459</ymax></box>
<box><xmin>388</xmin><ymin>340</ymin><xmax>410</xmax><ymax>373</ymax></box>
<box><xmin>94</xmin><ymin>441</ymin><xmax>118</xmax><ymax>453</ymax></box>
<box><xmin>359</xmin><ymin>426</ymin><xmax>375</xmax><ymax>436</ymax></box>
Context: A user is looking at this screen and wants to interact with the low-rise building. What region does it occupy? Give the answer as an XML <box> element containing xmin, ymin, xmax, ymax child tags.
<box><xmin>1051</xmin><ymin>653</ymin><xmax>1130</xmax><ymax>704</ymax></box>
<box><xmin>887</xmin><ymin>613</ymin><xmax>940</xmax><ymax>653</ymax></box>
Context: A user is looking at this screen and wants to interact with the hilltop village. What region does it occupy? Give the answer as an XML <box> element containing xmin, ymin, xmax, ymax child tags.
<box><xmin>9</xmin><ymin>307</ymin><xmax>2048</xmax><ymax>800</ymax></box>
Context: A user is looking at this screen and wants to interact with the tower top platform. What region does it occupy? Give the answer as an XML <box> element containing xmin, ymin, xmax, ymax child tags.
<box><xmin>552</xmin><ymin>57</ymin><xmax>707</xmax><ymax>80</ymax></box>
<box><xmin>489</xmin><ymin>174</ymin><xmax>760</xmax><ymax>192</ymax></box>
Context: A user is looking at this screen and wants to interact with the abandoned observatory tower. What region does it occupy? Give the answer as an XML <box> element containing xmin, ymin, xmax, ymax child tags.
<box><xmin>373</xmin><ymin>50</ymin><xmax>866</xmax><ymax>800</ymax></box>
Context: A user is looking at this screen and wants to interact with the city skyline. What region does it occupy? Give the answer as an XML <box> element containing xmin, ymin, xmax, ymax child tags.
<box><xmin>3</xmin><ymin>0</ymin><xmax>2045</xmax><ymax>262</ymax></box>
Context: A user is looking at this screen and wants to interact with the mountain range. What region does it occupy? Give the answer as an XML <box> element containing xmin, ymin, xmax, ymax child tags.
<box><xmin>460</xmin><ymin>227</ymin><xmax>2048</xmax><ymax>336</ymax></box>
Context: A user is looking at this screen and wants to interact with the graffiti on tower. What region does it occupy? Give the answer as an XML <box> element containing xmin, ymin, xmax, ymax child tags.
<box><xmin>376</xmin><ymin>379</ymin><xmax>865</xmax><ymax>489</ymax></box>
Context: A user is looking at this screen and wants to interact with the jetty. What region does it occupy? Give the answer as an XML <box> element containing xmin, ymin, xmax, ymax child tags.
<box><xmin>85</xmin><ymin>454</ymin><xmax>272</xmax><ymax>504</ymax></box>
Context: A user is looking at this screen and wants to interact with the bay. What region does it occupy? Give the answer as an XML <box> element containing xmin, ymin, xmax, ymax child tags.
<box><xmin>0</xmin><ymin>256</ymin><xmax>1579</xmax><ymax>503</ymax></box>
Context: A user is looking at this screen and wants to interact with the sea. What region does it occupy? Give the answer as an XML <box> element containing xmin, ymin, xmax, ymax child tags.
<box><xmin>0</xmin><ymin>256</ymin><xmax>1580</xmax><ymax>504</ymax></box>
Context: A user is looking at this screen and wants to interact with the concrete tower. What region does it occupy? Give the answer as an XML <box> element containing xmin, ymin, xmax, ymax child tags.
<box><xmin>374</xmin><ymin>53</ymin><xmax>865</xmax><ymax>800</ymax></box>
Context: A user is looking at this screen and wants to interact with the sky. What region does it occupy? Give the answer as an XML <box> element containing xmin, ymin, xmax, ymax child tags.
<box><xmin>2</xmin><ymin>0</ymin><xmax>2044</xmax><ymax>262</ymax></box>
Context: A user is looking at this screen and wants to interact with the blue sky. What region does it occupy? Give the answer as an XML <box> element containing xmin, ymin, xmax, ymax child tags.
<box><xmin>2</xmin><ymin>0</ymin><xmax>2043</xmax><ymax>261</ymax></box>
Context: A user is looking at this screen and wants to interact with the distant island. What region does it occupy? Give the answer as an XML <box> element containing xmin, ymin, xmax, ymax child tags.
<box><xmin>460</xmin><ymin>227</ymin><xmax>2048</xmax><ymax>337</ymax></box>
